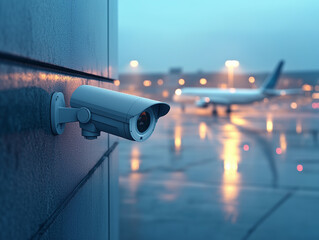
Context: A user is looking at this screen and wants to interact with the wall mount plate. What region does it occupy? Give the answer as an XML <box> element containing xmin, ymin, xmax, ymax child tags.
<box><xmin>51</xmin><ymin>92</ymin><xmax>66</xmax><ymax>135</ymax></box>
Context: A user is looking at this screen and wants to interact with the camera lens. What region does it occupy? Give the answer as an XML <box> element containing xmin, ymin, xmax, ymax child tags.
<box><xmin>137</xmin><ymin>111</ymin><xmax>150</xmax><ymax>133</ymax></box>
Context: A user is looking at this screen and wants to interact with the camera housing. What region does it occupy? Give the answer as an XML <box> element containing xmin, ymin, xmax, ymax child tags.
<box><xmin>50</xmin><ymin>85</ymin><xmax>170</xmax><ymax>141</ymax></box>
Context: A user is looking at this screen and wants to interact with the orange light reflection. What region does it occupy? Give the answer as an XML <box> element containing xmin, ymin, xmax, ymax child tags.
<box><xmin>199</xmin><ymin>122</ymin><xmax>207</xmax><ymax>140</ymax></box>
<box><xmin>221</xmin><ymin>124</ymin><xmax>241</xmax><ymax>223</ymax></box>
<box><xmin>130</xmin><ymin>146</ymin><xmax>140</xmax><ymax>172</ymax></box>
<box><xmin>266</xmin><ymin>115</ymin><xmax>273</xmax><ymax>133</ymax></box>
<box><xmin>296</xmin><ymin>120</ymin><xmax>302</xmax><ymax>134</ymax></box>
<box><xmin>280</xmin><ymin>133</ymin><xmax>287</xmax><ymax>153</ymax></box>
<box><xmin>174</xmin><ymin>125</ymin><xmax>182</xmax><ymax>153</ymax></box>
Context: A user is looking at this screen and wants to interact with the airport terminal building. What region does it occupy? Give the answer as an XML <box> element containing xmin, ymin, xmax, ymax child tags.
<box><xmin>119</xmin><ymin>67</ymin><xmax>319</xmax><ymax>101</ymax></box>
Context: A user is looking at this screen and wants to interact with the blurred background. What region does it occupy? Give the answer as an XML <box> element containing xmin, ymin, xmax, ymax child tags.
<box><xmin>117</xmin><ymin>1</ymin><xmax>319</xmax><ymax>239</ymax></box>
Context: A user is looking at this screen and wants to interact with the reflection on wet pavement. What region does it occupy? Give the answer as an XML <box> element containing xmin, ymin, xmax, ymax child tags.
<box><xmin>119</xmin><ymin>102</ymin><xmax>319</xmax><ymax>240</ymax></box>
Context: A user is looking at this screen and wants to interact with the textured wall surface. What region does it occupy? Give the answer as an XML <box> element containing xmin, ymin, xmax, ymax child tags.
<box><xmin>0</xmin><ymin>0</ymin><xmax>110</xmax><ymax>77</ymax></box>
<box><xmin>0</xmin><ymin>0</ymin><xmax>118</xmax><ymax>239</ymax></box>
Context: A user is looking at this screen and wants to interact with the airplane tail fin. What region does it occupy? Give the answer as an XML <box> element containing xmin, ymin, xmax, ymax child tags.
<box><xmin>261</xmin><ymin>61</ymin><xmax>284</xmax><ymax>91</ymax></box>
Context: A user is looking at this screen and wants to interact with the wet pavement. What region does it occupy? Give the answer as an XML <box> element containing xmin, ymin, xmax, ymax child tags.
<box><xmin>119</xmin><ymin>98</ymin><xmax>319</xmax><ymax>240</ymax></box>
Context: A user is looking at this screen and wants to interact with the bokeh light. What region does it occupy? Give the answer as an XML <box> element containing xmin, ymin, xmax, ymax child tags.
<box><xmin>114</xmin><ymin>79</ymin><xmax>120</xmax><ymax>86</ymax></box>
<box><xmin>162</xmin><ymin>90</ymin><xmax>169</xmax><ymax>98</ymax></box>
<box><xmin>130</xmin><ymin>60</ymin><xmax>139</xmax><ymax>68</ymax></box>
<box><xmin>175</xmin><ymin>88</ymin><xmax>182</xmax><ymax>96</ymax></box>
<box><xmin>199</xmin><ymin>78</ymin><xmax>207</xmax><ymax>85</ymax></box>
<box><xmin>248</xmin><ymin>76</ymin><xmax>255</xmax><ymax>84</ymax></box>
<box><xmin>290</xmin><ymin>102</ymin><xmax>298</xmax><ymax>109</ymax></box>
<box><xmin>178</xmin><ymin>78</ymin><xmax>185</xmax><ymax>85</ymax></box>
<box><xmin>297</xmin><ymin>164</ymin><xmax>303</xmax><ymax>172</ymax></box>
<box><xmin>276</xmin><ymin>147</ymin><xmax>282</xmax><ymax>155</ymax></box>
<box><xmin>143</xmin><ymin>80</ymin><xmax>152</xmax><ymax>87</ymax></box>
<box><xmin>243</xmin><ymin>144</ymin><xmax>249</xmax><ymax>151</ymax></box>
<box><xmin>157</xmin><ymin>79</ymin><xmax>164</xmax><ymax>86</ymax></box>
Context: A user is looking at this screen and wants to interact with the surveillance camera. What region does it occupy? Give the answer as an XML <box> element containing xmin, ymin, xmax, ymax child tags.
<box><xmin>50</xmin><ymin>85</ymin><xmax>170</xmax><ymax>142</ymax></box>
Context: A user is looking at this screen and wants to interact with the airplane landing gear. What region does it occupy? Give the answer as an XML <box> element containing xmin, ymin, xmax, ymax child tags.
<box><xmin>212</xmin><ymin>105</ymin><xmax>218</xmax><ymax>116</ymax></box>
<box><xmin>226</xmin><ymin>105</ymin><xmax>231</xmax><ymax>114</ymax></box>
<box><xmin>181</xmin><ymin>104</ymin><xmax>185</xmax><ymax>112</ymax></box>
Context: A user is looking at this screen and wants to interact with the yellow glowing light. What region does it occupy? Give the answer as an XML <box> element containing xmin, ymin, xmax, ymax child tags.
<box><xmin>312</xmin><ymin>93</ymin><xmax>319</xmax><ymax>99</ymax></box>
<box><xmin>222</xmin><ymin>124</ymin><xmax>241</xmax><ymax>221</ymax></box>
<box><xmin>178</xmin><ymin>78</ymin><xmax>185</xmax><ymax>86</ymax></box>
<box><xmin>157</xmin><ymin>79</ymin><xmax>164</xmax><ymax>85</ymax></box>
<box><xmin>220</xmin><ymin>83</ymin><xmax>227</xmax><ymax>89</ymax></box>
<box><xmin>225</xmin><ymin>60</ymin><xmax>240</xmax><ymax>68</ymax></box>
<box><xmin>225</xmin><ymin>60</ymin><xmax>239</xmax><ymax>89</ymax></box>
<box><xmin>266</xmin><ymin>116</ymin><xmax>273</xmax><ymax>133</ymax></box>
<box><xmin>296</xmin><ymin>120</ymin><xmax>302</xmax><ymax>134</ymax></box>
<box><xmin>280</xmin><ymin>133</ymin><xmax>287</xmax><ymax>153</ymax></box>
<box><xmin>175</xmin><ymin>138</ymin><xmax>181</xmax><ymax>150</ymax></box>
<box><xmin>143</xmin><ymin>80</ymin><xmax>152</xmax><ymax>87</ymax></box>
<box><xmin>222</xmin><ymin>163</ymin><xmax>240</xmax><ymax>220</ymax></box>
<box><xmin>199</xmin><ymin>78</ymin><xmax>207</xmax><ymax>85</ymax></box>
<box><xmin>175</xmin><ymin>88</ymin><xmax>182</xmax><ymax>96</ymax></box>
<box><xmin>302</xmin><ymin>84</ymin><xmax>313</xmax><ymax>91</ymax></box>
<box><xmin>131</xmin><ymin>159</ymin><xmax>140</xmax><ymax>171</ymax></box>
<box><xmin>130</xmin><ymin>60</ymin><xmax>139</xmax><ymax>68</ymax></box>
<box><xmin>114</xmin><ymin>79</ymin><xmax>120</xmax><ymax>86</ymax></box>
<box><xmin>39</xmin><ymin>73</ymin><xmax>47</xmax><ymax>80</ymax></box>
<box><xmin>199</xmin><ymin>122</ymin><xmax>207</xmax><ymax>140</ymax></box>
<box><xmin>230</xmin><ymin>115</ymin><xmax>247</xmax><ymax>126</ymax></box>
<box><xmin>223</xmin><ymin>124</ymin><xmax>240</xmax><ymax>174</ymax></box>
<box><xmin>224</xmin><ymin>161</ymin><xmax>238</xmax><ymax>172</ymax></box>
<box><xmin>131</xmin><ymin>146</ymin><xmax>140</xmax><ymax>172</ymax></box>
<box><xmin>174</xmin><ymin>125</ymin><xmax>182</xmax><ymax>152</ymax></box>
<box><xmin>162</xmin><ymin>90</ymin><xmax>169</xmax><ymax>98</ymax></box>
<box><xmin>248</xmin><ymin>76</ymin><xmax>255</xmax><ymax>84</ymax></box>
<box><xmin>290</xmin><ymin>102</ymin><xmax>298</xmax><ymax>109</ymax></box>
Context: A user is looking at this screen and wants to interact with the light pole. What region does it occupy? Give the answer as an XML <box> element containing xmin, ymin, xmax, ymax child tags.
<box><xmin>225</xmin><ymin>60</ymin><xmax>239</xmax><ymax>88</ymax></box>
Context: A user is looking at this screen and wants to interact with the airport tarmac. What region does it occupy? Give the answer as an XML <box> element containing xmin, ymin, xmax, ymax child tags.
<box><xmin>119</xmin><ymin>99</ymin><xmax>319</xmax><ymax>240</ymax></box>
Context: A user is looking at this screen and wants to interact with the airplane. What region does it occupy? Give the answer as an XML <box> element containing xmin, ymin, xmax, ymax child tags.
<box><xmin>173</xmin><ymin>61</ymin><xmax>302</xmax><ymax>115</ymax></box>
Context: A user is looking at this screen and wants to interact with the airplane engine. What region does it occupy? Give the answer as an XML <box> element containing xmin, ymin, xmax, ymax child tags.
<box><xmin>196</xmin><ymin>98</ymin><xmax>210</xmax><ymax>108</ymax></box>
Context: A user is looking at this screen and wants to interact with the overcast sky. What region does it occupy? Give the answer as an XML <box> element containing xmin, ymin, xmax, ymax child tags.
<box><xmin>119</xmin><ymin>0</ymin><xmax>319</xmax><ymax>74</ymax></box>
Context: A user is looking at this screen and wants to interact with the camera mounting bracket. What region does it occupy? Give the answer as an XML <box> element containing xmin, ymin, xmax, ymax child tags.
<box><xmin>50</xmin><ymin>92</ymin><xmax>91</xmax><ymax>135</ymax></box>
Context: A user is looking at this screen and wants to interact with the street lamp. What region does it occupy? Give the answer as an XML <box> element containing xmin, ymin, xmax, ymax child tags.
<box><xmin>225</xmin><ymin>60</ymin><xmax>239</xmax><ymax>88</ymax></box>
<box><xmin>130</xmin><ymin>60</ymin><xmax>139</xmax><ymax>68</ymax></box>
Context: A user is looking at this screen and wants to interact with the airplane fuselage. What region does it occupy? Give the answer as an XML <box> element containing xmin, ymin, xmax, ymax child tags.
<box><xmin>174</xmin><ymin>88</ymin><xmax>266</xmax><ymax>105</ymax></box>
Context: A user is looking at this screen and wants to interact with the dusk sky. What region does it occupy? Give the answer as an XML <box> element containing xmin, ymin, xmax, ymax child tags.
<box><xmin>119</xmin><ymin>0</ymin><xmax>319</xmax><ymax>74</ymax></box>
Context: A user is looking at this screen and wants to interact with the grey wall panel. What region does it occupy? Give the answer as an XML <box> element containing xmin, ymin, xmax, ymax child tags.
<box><xmin>0</xmin><ymin>0</ymin><xmax>109</xmax><ymax>77</ymax></box>
<box><xmin>109</xmin><ymin>0</ymin><xmax>119</xmax><ymax>81</ymax></box>
<box><xmin>109</xmin><ymin>150</ymin><xmax>119</xmax><ymax>240</ymax></box>
<box><xmin>41</xmin><ymin>154</ymin><xmax>113</xmax><ymax>240</ymax></box>
<box><xmin>0</xmin><ymin>63</ymin><xmax>115</xmax><ymax>239</ymax></box>
<box><xmin>0</xmin><ymin>0</ymin><xmax>119</xmax><ymax>239</ymax></box>
<box><xmin>108</xmin><ymin>1</ymin><xmax>119</xmax><ymax>238</ymax></box>
<box><xmin>108</xmin><ymin>0</ymin><xmax>120</xmax><ymax>165</ymax></box>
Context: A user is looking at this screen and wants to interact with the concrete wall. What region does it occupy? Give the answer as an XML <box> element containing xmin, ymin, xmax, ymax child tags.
<box><xmin>0</xmin><ymin>0</ymin><xmax>118</xmax><ymax>239</ymax></box>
